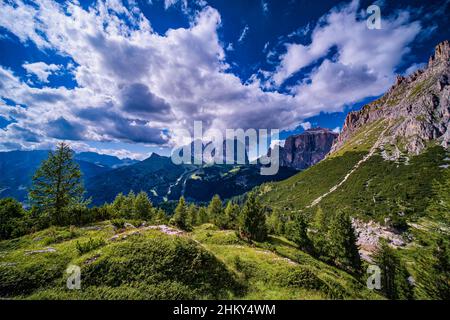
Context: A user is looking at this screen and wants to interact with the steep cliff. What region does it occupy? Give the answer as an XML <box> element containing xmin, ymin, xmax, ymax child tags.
<box><xmin>331</xmin><ymin>40</ymin><xmax>450</xmax><ymax>157</ymax></box>
<box><xmin>271</xmin><ymin>128</ymin><xmax>338</xmax><ymax>170</ymax></box>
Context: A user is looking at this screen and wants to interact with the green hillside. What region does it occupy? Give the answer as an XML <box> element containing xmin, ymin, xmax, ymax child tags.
<box><xmin>0</xmin><ymin>222</ymin><xmax>378</xmax><ymax>300</ymax></box>
<box><xmin>258</xmin><ymin>110</ymin><xmax>449</xmax><ymax>226</ymax></box>
<box><xmin>259</xmin><ymin>145</ymin><xmax>448</xmax><ymax>224</ymax></box>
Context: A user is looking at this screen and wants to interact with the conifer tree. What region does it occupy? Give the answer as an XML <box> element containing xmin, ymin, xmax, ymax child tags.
<box><xmin>154</xmin><ymin>208</ymin><xmax>168</xmax><ymax>224</ymax></box>
<box><xmin>415</xmin><ymin>237</ymin><xmax>450</xmax><ymax>300</ymax></box>
<box><xmin>111</xmin><ymin>193</ymin><xmax>126</xmax><ymax>217</ymax></box>
<box><xmin>288</xmin><ymin>214</ymin><xmax>313</xmax><ymax>252</ymax></box>
<box><xmin>327</xmin><ymin>212</ymin><xmax>361</xmax><ymax>273</ymax></box>
<box><xmin>373</xmin><ymin>240</ymin><xmax>414</xmax><ymax>300</ymax></box>
<box><xmin>29</xmin><ymin>142</ymin><xmax>85</xmax><ymax>225</ymax></box>
<box><xmin>224</xmin><ymin>201</ymin><xmax>240</xmax><ymax>229</ymax></box>
<box><xmin>239</xmin><ymin>192</ymin><xmax>267</xmax><ymax>241</ymax></box>
<box><xmin>0</xmin><ymin>198</ymin><xmax>26</xmax><ymax>240</ymax></box>
<box><xmin>208</xmin><ymin>194</ymin><xmax>224</xmax><ymax>228</ymax></box>
<box><xmin>187</xmin><ymin>203</ymin><xmax>199</xmax><ymax>226</ymax></box>
<box><xmin>124</xmin><ymin>191</ymin><xmax>136</xmax><ymax>217</ymax></box>
<box><xmin>198</xmin><ymin>206</ymin><xmax>209</xmax><ymax>225</ymax></box>
<box><xmin>425</xmin><ymin>170</ymin><xmax>450</xmax><ymax>221</ymax></box>
<box><xmin>133</xmin><ymin>191</ymin><xmax>154</xmax><ymax>220</ymax></box>
<box><xmin>171</xmin><ymin>196</ymin><xmax>190</xmax><ymax>230</ymax></box>
<box><xmin>311</xmin><ymin>206</ymin><xmax>328</xmax><ymax>258</ymax></box>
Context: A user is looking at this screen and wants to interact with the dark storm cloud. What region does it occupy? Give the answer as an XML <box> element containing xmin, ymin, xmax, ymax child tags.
<box><xmin>76</xmin><ymin>106</ymin><xmax>168</xmax><ymax>145</ymax></box>
<box><xmin>46</xmin><ymin>117</ymin><xmax>86</xmax><ymax>141</ymax></box>
<box><xmin>8</xmin><ymin>124</ymin><xmax>41</xmax><ymax>142</ymax></box>
<box><xmin>119</xmin><ymin>83</ymin><xmax>172</xmax><ymax>120</ymax></box>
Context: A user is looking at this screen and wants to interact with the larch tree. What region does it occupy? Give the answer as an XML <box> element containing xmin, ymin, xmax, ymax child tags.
<box><xmin>29</xmin><ymin>142</ymin><xmax>85</xmax><ymax>225</ymax></box>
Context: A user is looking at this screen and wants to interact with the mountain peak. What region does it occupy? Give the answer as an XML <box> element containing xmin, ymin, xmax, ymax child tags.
<box><xmin>269</xmin><ymin>128</ymin><xmax>338</xmax><ymax>170</ymax></box>
<box><xmin>149</xmin><ymin>152</ymin><xmax>162</xmax><ymax>159</ymax></box>
<box><xmin>428</xmin><ymin>40</ymin><xmax>450</xmax><ymax>68</ymax></box>
<box><xmin>331</xmin><ymin>40</ymin><xmax>450</xmax><ymax>156</ymax></box>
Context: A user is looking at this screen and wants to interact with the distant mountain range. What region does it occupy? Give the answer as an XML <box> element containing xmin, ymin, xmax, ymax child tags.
<box><xmin>0</xmin><ymin>150</ymin><xmax>137</xmax><ymax>202</ymax></box>
<box><xmin>85</xmin><ymin>152</ymin><xmax>298</xmax><ymax>205</ymax></box>
<box><xmin>0</xmin><ymin>127</ymin><xmax>340</xmax><ymax>205</ymax></box>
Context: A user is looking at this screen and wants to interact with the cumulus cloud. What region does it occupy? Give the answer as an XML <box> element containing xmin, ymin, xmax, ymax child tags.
<box><xmin>267</xmin><ymin>0</ymin><xmax>422</xmax><ymax>113</ymax></box>
<box><xmin>0</xmin><ymin>0</ymin><xmax>429</xmax><ymax>156</ymax></box>
<box><xmin>23</xmin><ymin>62</ymin><xmax>62</xmax><ymax>83</ymax></box>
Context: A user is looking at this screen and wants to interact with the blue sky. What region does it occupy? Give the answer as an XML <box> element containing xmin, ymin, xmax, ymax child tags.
<box><xmin>0</xmin><ymin>0</ymin><xmax>449</xmax><ymax>159</ymax></box>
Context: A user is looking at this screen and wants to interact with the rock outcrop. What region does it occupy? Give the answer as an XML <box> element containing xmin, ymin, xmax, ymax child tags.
<box><xmin>270</xmin><ymin>128</ymin><xmax>338</xmax><ymax>170</ymax></box>
<box><xmin>331</xmin><ymin>40</ymin><xmax>450</xmax><ymax>156</ymax></box>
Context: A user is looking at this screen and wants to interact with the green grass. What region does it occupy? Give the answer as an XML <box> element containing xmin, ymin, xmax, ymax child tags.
<box><xmin>259</xmin><ymin>146</ymin><xmax>447</xmax><ymax>224</ymax></box>
<box><xmin>0</xmin><ymin>222</ymin><xmax>379</xmax><ymax>300</ymax></box>
<box><xmin>258</xmin><ymin>151</ymin><xmax>365</xmax><ymax>213</ymax></box>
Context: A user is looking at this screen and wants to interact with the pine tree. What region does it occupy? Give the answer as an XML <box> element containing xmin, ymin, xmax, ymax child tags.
<box><xmin>327</xmin><ymin>212</ymin><xmax>361</xmax><ymax>273</ymax></box>
<box><xmin>288</xmin><ymin>214</ymin><xmax>313</xmax><ymax>252</ymax></box>
<box><xmin>111</xmin><ymin>193</ymin><xmax>126</xmax><ymax>217</ymax></box>
<box><xmin>198</xmin><ymin>206</ymin><xmax>209</xmax><ymax>225</ymax></box>
<box><xmin>415</xmin><ymin>237</ymin><xmax>450</xmax><ymax>300</ymax></box>
<box><xmin>425</xmin><ymin>170</ymin><xmax>450</xmax><ymax>222</ymax></box>
<box><xmin>171</xmin><ymin>196</ymin><xmax>190</xmax><ymax>230</ymax></box>
<box><xmin>239</xmin><ymin>192</ymin><xmax>267</xmax><ymax>241</ymax></box>
<box><xmin>311</xmin><ymin>206</ymin><xmax>328</xmax><ymax>258</ymax></box>
<box><xmin>0</xmin><ymin>198</ymin><xmax>26</xmax><ymax>240</ymax></box>
<box><xmin>154</xmin><ymin>208</ymin><xmax>167</xmax><ymax>224</ymax></box>
<box><xmin>133</xmin><ymin>191</ymin><xmax>154</xmax><ymax>220</ymax></box>
<box><xmin>224</xmin><ymin>201</ymin><xmax>240</xmax><ymax>229</ymax></box>
<box><xmin>29</xmin><ymin>142</ymin><xmax>85</xmax><ymax>225</ymax></box>
<box><xmin>124</xmin><ymin>191</ymin><xmax>136</xmax><ymax>217</ymax></box>
<box><xmin>187</xmin><ymin>204</ymin><xmax>198</xmax><ymax>226</ymax></box>
<box><xmin>373</xmin><ymin>240</ymin><xmax>414</xmax><ymax>300</ymax></box>
<box><xmin>208</xmin><ymin>194</ymin><xmax>224</xmax><ymax>228</ymax></box>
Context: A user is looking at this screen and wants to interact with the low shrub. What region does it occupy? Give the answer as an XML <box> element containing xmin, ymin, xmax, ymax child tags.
<box><xmin>75</xmin><ymin>238</ymin><xmax>106</xmax><ymax>255</ymax></box>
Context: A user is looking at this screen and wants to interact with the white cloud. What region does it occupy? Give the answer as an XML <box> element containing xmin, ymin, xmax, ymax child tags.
<box><xmin>268</xmin><ymin>0</ymin><xmax>422</xmax><ymax>112</ymax></box>
<box><xmin>404</xmin><ymin>62</ymin><xmax>426</xmax><ymax>76</ymax></box>
<box><xmin>300</xmin><ymin>122</ymin><xmax>312</xmax><ymax>130</ymax></box>
<box><xmin>238</xmin><ymin>25</ymin><xmax>249</xmax><ymax>43</ymax></box>
<box><xmin>0</xmin><ymin>0</ymin><xmax>430</xmax><ymax>155</ymax></box>
<box><xmin>164</xmin><ymin>0</ymin><xmax>187</xmax><ymax>10</ymax></box>
<box><xmin>0</xmin><ymin>1</ymin><xmax>302</xmax><ymax>151</ymax></box>
<box><xmin>22</xmin><ymin>62</ymin><xmax>61</xmax><ymax>83</ymax></box>
<box><xmin>332</xmin><ymin>127</ymin><xmax>341</xmax><ymax>133</ymax></box>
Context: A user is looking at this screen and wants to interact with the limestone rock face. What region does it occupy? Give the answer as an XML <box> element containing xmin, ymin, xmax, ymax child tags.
<box><xmin>272</xmin><ymin>128</ymin><xmax>338</xmax><ymax>170</ymax></box>
<box><xmin>331</xmin><ymin>40</ymin><xmax>450</xmax><ymax>156</ymax></box>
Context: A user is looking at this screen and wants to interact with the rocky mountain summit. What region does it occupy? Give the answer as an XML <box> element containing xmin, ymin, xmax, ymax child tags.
<box><xmin>331</xmin><ymin>40</ymin><xmax>450</xmax><ymax>157</ymax></box>
<box><xmin>270</xmin><ymin>128</ymin><xmax>338</xmax><ymax>170</ymax></box>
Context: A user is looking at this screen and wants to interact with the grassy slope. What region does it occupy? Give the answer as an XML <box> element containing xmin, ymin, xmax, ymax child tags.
<box><xmin>0</xmin><ymin>223</ymin><xmax>379</xmax><ymax>300</ymax></box>
<box><xmin>258</xmin><ymin>115</ymin><xmax>449</xmax><ymax>224</ymax></box>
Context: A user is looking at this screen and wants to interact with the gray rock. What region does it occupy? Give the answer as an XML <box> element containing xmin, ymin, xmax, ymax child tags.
<box><xmin>331</xmin><ymin>40</ymin><xmax>450</xmax><ymax>157</ymax></box>
<box><xmin>24</xmin><ymin>247</ymin><xmax>56</xmax><ymax>255</ymax></box>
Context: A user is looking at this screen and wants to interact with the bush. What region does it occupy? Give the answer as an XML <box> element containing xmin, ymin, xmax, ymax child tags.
<box><xmin>75</xmin><ymin>238</ymin><xmax>106</xmax><ymax>255</ymax></box>
<box><xmin>0</xmin><ymin>198</ymin><xmax>27</xmax><ymax>240</ymax></box>
<box><xmin>281</xmin><ymin>268</ymin><xmax>324</xmax><ymax>290</ymax></box>
<box><xmin>79</xmin><ymin>235</ymin><xmax>241</xmax><ymax>299</ymax></box>
<box><xmin>111</xmin><ymin>218</ymin><xmax>126</xmax><ymax>229</ymax></box>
